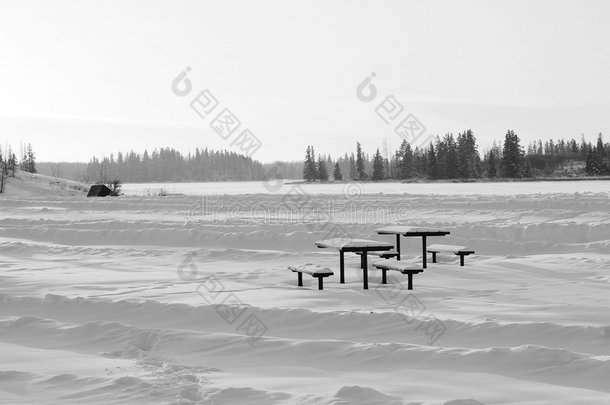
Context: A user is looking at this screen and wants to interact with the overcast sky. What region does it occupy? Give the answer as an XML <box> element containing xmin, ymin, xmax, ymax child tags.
<box><xmin>1</xmin><ymin>0</ymin><xmax>609</xmax><ymax>163</ymax></box>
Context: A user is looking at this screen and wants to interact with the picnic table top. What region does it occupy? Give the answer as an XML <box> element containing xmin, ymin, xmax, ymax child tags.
<box><xmin>314</xmin><ymin>238</ymin><xmax>394</xmax><ymax>251</ymax></box>
<box><xmin>376</xmin><ymin>226</ymin><xmax>451</xmax><ymax>236</ymax></box>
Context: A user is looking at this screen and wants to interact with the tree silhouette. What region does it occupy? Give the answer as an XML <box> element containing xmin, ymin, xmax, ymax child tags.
<box><xmin>333</xmin><ymin>162</ymin><xmax>342</xmax><ymax>181</ymax></box>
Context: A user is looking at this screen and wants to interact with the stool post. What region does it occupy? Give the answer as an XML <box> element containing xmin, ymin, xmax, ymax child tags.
<box><xmin>340</xmin><ymin>250</ymin><xmax>345</xmax><ymax>283</ymax></box>
<box><xmin>298</xmin><ymin>272</ymin><xmax>303</xmax><ymax>287</ymax></box>
<box><xmin>432</xmin><ymin>252</ymin><xmax>437</xmax><ymax>263</ymax></box>
<box><xmin>382</xmin><ymin>269</ymin><xmax>387</xmax><ymax>284</ymax></box>
<box><xmin>422</xmin><ymin>235</ymin><xmax>427</xmax><ymax>269</ymax></box>
<box><xmin>317</xmin><ymin>276</ymin><xmax>323</xmax><ymax>290</ymax></box>
<box><xmin>362</xmin><ymin>251</ymin><xmax>368</xmax><ymax>290</ymax></box>
<box><xmin>407</xmin><ymin>273</ymin><xmax>413</xmax><ymax>290</ymax></box>
<box><xmin>460</xmin><ymin>254</ymin><xmax>465</xmax><ymax>267</ymax></box>
<box><xmin>395</xmin><ymin>234</ymin><xmax>401</xmax><ymax>260</ymax></box>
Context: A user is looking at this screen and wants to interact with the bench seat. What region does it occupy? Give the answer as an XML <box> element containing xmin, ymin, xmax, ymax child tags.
<box><xmin>288</xmin><ymin>264</ymin><xmax>334</xmax><ymax>290</ymax></box>
<box><xmin>427</xmin><ymin>244</ymin><xmax>475</xmax><ymax>266</ymax></box>
<box><xmin>372</xmin><ymin>260</ymin><xmax>423</xmax><ymax>290</ymax></box>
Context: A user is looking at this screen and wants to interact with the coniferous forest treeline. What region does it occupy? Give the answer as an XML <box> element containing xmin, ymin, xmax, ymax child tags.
<box><xmin>82</xmin><ymin>148</ymin><xmax>266</xmax><ymax>183</ymax></box>
<box><xmin>24</xmin><ymin>129</ymin><xmax>610</xmax><ymax>184</ymax></box>
<box><xmin>303</xmin><ymin>130</ymin><xmax>610</xmax><ymax>181</ymax></box>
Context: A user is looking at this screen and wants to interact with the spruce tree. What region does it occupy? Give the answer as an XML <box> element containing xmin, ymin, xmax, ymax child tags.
<box><xmin>317</xmin><ymin>154</ymin><xmax>329</xmax><ymax>181</ymax></box>
<box><xmin>444</xmin><ymin>134</ymin><xmax>458</xmax><ymax>179</ymax></box>
<box><xmin>427</xmin><ymin>143</ymin><xmax>438</xmax><ymax>179</ymax></box>
<box><xmin>596</xmin><ymin>133</ymin><xmax>607</xmax><ymax>174</ymax></box>
<box><xmin>501</xmin><ymin>130</ymin><xmax>524</xmax><ymax>178</ymax></box>
<box><xmin>399</xmin><ymin>141</ymin><xmax>414</xmax><ymax>179</ymax></box>
<box><xmin>302</xmin><ymin>145</ymin><xmax>317</xmax><ymax>181</ymax></box>
<box><xmin>486</xmin><ymin>149</ymin><xmax>497</xmax><ymax>178</ymax></box>
<box><xmin>356</xmin><ymin>142</ymin><xmax>366</xmax><ymax>180</ymax></box>
<box><xmin>372</xmin><ymin>148</ymin><xmax>384</xmax><ymax>180</ymax></box>
<box><xmin>348</xmin><ymin>154</ymin><xmax>357</xmax><ymax>180</ymax></box>
<box><xmin>333</xmin><ymin>162</ymin><xmax>343</xmax><ymax>181</ymax></box>
<box><xmin>585</xmin><ymin>144</ymin><xmax>600</xmax><ymax>175</ymax></box>
<box><xmin>457</xmin><ymin>130</ymin><xmax>480</xmax><ymax>178</ymax></box>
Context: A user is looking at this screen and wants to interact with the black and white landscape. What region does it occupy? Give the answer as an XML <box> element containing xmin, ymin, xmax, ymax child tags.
<box><xmin>1</xmin><ymin>1</ymin><xmax>609</xmax><ymax>404</ymax></box>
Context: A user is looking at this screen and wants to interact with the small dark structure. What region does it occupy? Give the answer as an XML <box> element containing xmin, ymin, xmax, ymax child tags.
<box><xmin>87</xmin><ymin>184</ymin><xmax>112</xmax><ymax>197</ymax></box>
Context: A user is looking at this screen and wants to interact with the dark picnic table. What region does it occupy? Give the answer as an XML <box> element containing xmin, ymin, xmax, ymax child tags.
<box><xmin>376</xmin><ymin>226</ymin><xmax>450</xmax><ymax>268</ymax></box>
<box><xmin>314</xmin><ymin>238</ymin><xmax>394</xmax><ymax>289</ymax></box>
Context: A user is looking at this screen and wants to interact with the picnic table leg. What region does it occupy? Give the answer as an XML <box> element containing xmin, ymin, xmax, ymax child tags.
<box><xmin>422</xmin><ymin>235</ymin><xmax>427</xmax><ymax>269</ymax></box>
<box><xmin>339</xmin><ymin>250</ymin><xmax>345</xmax><ymax>284</ymax></box>
<box><xmin>362</xmin><ymin>250</ymin><xmax>368</xmax><ymax>289</ymax></box>
<box><xmin>396</xmin><ymin>235</ymin><xmax>401</xmax><ymax>261</ymax></box>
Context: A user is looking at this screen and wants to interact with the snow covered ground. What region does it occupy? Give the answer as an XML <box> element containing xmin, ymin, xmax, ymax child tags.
<box><xmin>1</xmin><ymin>176</ymin><xmax>609</xmax><ymax>404</ymax></box>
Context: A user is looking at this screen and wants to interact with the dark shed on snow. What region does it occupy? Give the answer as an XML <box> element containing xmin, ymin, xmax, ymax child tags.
<box><xmin>87</xmin><ymin>184</ymin><xmax>112</xmax><ymax>197</ymax></box>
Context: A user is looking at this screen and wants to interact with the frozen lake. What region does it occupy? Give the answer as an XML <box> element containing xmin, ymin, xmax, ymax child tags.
<box><xmin>122</xmin><ymin>179</ymin><xmax>610</xmax><ymax>196</ymax></box>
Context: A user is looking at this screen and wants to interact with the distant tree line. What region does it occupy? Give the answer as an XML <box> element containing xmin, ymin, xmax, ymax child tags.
<box><xmin>0</xmin><ymin>142</ymin><xmax>37</xmax><ymax>193</ymax></box>
<box><xmin>84</xmin><ymin>147</ymin><xmax>266</xmax><ymax>183</ymax></box>
<box><xmin>303</xmin><ymin>131</ymin><xmax>610</xmax><ymax>181</ymax></box>
<box><xmin>9</xmin><ymin>132</ymin><xmax>609</xmax><ymax>185</ymax></box>
<box><xmin>0</xmin><ymin>143</ymin><xmax>37</xmax><ymax>177</ymax></box>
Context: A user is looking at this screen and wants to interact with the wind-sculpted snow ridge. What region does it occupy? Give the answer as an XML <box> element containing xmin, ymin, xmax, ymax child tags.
<box><xmin>1</xmin><ymin>218</ymin><xmax>609</xmax><ymax>256</ymax></box>
<box><xmin>1</xmin><ymin>294</ymin><xmax>609</xmax><ymax>356</ymax></box>
<box><xmin>1</xmin><ymin>189</ymin><xmax>609</xmax><ymax>404</ymax></box>
<box><xmin>1</xmin><ymin>313</ymin><xmax>610</xmax><ymax>398</ymax></box>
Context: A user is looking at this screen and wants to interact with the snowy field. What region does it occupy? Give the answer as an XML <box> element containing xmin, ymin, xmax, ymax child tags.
<box><xmin>122</xmin><ymin>179</ymin><xmax>610</xmax><ymax>197</ymax></box>
<box><xmin>1</xmin><ymin>176</ymin><xmax>609</xmax><ymax>404</ymax></box>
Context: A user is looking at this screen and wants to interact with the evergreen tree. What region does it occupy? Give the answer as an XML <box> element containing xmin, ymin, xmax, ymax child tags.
<box><xmin>17</xmin><ymin>143</ymin><xmax>37</xmax><ymax>174</ymax></box>
<box><xmin>427</xmin><ymin>143</ymin><xmax>438</xmax><ymax>179</ymax></box>
<box><xmin>383</xmin><ymin>157</ymin><xmax>391</xmax><ymax>179</ymax></box>
<box><xmin>395</xmin><ymin>140</ymin><xmax>414</xmax><ymax>179</ymax></box>
<box><xmin>585</xmin><ymin>144</ymin><xmax>601</xmax><ymax>175</ymax></box>
<box><xmin>501</xmin><ymin>130</ymin><xmax>524</xmax><ymax>178</ymax></box>
<box><xmin>435</xmin><ymin>134</ymin><xmax>458</xmax><ymax>179</ymax></box>
<box><xmin>317</xmin><ymin>154</ymin><xmax>329</xmax><ymax>181</ymax></box>
<box><xmin>356</xmin><ymin>142</ymin><xmax>366</xmax><ymax>180</ymax></box>
<box><xmin>486</xmin><ymin>148</ymin><xmax>498</xmax><ymax>178</ymax></box>
<box><xmin>333</xmin><ymin>162</ymin><xmax>343</xmax><ymax>181</ymax></box>
<box><xmin>457</xmin><ymin>130</ymin><xmax>480</xmax><ymax>178</ymax></box>
<box><xmin>444</xmin><ymin>134</ymin><xmax>459</xmax><ymax>178</ymax></box>
<box><xmin>302</xmin><ymin>145</ymin><xmax>317</xmax><ymax>181</ymax></box>
<box><xmin>348</xmin><ymin>154</ymin><xmax>357</xmax><ymax>180</ymax></box>
<box><xmin>142</xmin><ymin>149</ymin><xmax>151</xmax><ymax>181</ymax></box>
<box><xmin>596</xmin><ymin>133</ymin><xmax>608</xmax><ymax>174</ymax></box>
<box><xmin>372</xmin><ymin>148</ymin><xmax>384</xmax><ymax>180</ymax></box>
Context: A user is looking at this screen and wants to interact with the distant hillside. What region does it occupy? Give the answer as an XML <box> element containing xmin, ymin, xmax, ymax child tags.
<box><xmin>0</xmin><ymin>171</ymin><xmax>88</xmax><ymax>197</ymax></box>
